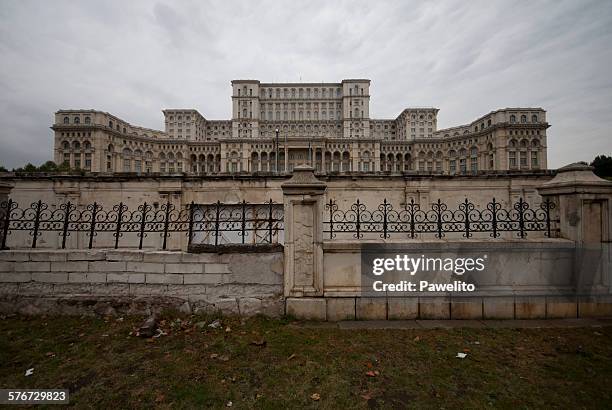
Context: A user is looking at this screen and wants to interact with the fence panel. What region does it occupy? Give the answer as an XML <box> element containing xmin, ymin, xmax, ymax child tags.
<box><xmin>0</xmin><ymin>199</ymin><xmax>283</xmax><ymax>250</ymax></box>
<box><xmin>324</xmin><ymin>197</ymin><xmax>559</xmax><ymax>240</ymax></box>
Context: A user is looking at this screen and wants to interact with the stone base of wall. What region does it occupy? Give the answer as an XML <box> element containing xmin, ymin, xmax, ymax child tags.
<box><xmin>0</xmin><ymin>249</ymin><xmax>284</xmax><ymax>317</ymax></box>
<box><xmin>286</xmin><ymin>296</ymin><xmax>612</xmax><ymax>321</ymax></box>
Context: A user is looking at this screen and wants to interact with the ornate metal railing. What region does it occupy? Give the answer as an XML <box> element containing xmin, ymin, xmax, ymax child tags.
<box><xmin>324</xmin><ymin>198</ymin><xmax>558</xmax><ymax>239</ymax></box>
<box><xmin>0</xmin><ymin>199</ymin><xmax>283</xmax><ymax>250</ymax></box>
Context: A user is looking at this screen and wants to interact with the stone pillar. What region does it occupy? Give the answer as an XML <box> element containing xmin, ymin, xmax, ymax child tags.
<box><xmin>538</xmin><ymin>163</ymin><xmax>612</xmax><ymax>244</ymax></box>
<box><xmin>0</xmin><ymin>181</ymin><xmax>14</xmax><ymax>249</ymax></box>
<box><xmin>538</xmin><ymin>163</ymin><xmax>612</xmax><ymax>316</ymax></box>
<box><xmin>281</xmin><ymin>166</ymin><xmax>327</xmax><ymax>297</ymax></box>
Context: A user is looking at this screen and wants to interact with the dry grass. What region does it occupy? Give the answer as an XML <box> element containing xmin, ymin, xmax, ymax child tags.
<box><xmin>1</xmin><ymin>313</ymin><xmax>611</xmax><ymax>409</ymax></box>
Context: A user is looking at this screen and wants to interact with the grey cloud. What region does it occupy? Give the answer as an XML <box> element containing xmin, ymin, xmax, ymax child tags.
<box><xmin>1</xmin><ymin>0</ymin><xmax>611</xmax><ymax>169</ymax></box>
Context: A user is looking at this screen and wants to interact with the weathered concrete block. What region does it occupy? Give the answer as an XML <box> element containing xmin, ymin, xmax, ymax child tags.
<box><xmin>327</xmin><ymin>298</ymin><xmax>355</xmax><ymax>321</ymax></box>
<box><xmin>579</xmin><ymin>296</ymin><xmax>612</xmax><ymax>317</ymax></box>
<box><xmin>515</xmin><ymin>296</ymin><xmax>546</xmax><ymax>319</ymax></box>
<box><xmin>143</xmin><ymin>252</ymin><xmax>182</xmax><ymax>263</ymax></box>
<box><xmin>32</xmin><ymin>272</ymin><xmax>68</xmax><ymax>283</ymax></box>
<box><xmin>205</xmin><ymin>263</ymin><xmax>230</xmax><ymax>274</ymax></box>
<box><xmin>546</xmin><ymin>297</ymin><xmax>577</xmax><ymax>318</ymax></box>
<box><xmin>66</xmin><ymin>251</ymin><xmax>105</xmax><ymax>261</ymax></box>
<box><xmin>237</xmin><ymin>297</ymin><xmax>263</xmax><ymax>316</ymax></box>
<box><xmin>162</xmin><ymin>284</ymin><xmax>202</xmax><ymax>299</ymax></box>
<box><xmin>106</xmin><ymin>251</ymin><xmax>144</xmax><ymax>262</ymax></box>
<box><xmin>286</xmin><ymin>297</ymin><xmax>326</xmax><ymax>320</ymax></box>
<box><xmin>0</xmin><ymin>272</ymin><xmax>31</xmax><ymax>282</ymax></box>
<box><xmin>356</xmin><ymin>297</ymin><xmax>387</xmax><ymax>320</ymax></box>
<box><xmin>126</xmin><ymin>262</ymin><xmax>164</xmax><ymax>273</ymax></box>
<box><xmin>451</xmin><ymin>298</ymin><xmax>483</xmax><ymax>319</ymax></box>
<box><xmin>419</xmin><ymin>297</ymin><xmax>450</xmax><ymax>319</ymax></box>
<box><xmin>181</xmin><ymin>253</ymin><xmax>219</xmax><ymax>263</ymax></box>
<box><xmin>0</xmin><ymin>283</ymin><xmax>20</xmax><ymax>296</ymax></box>
<box><xmin>107</xmin><ymin>273</ymin><xmax>145</xmax><ymax>284</ymax></box>
<box><xmin>51</xmin><ymin>261</ymin><xmax>89</xmax><ymax>272</ymax></box>
<box><xmin>387</xmin><ymin>298</ymin><xmax>418</xmax><ymax>319</ymax></box>
<box><xmin>89</xmin><ymin>261</ymin><xmax>126</xmax><ymax>272</ymax></box>
<box><xmin>212</xmin><ymin>297</ymin><xmax>240</xmax><ymax>314</ymax></box>
<box><xmin>0</xmin><ymin>251</ymin><xmax>30</xmax><ymax>261</ymax></box>
<box><xmin>17</xmin><ymin>282</ymin><xmax>55</xmax><ymax>295</ymax></box>
<box><xmin>92</xmin><ymin>283</ymin><xmax>131</xmax><ymax>296</ymax></box>
<box><xmin>30</xmin><ymin>251</ymin><xmax>67</xmax><ymax>262</ymax></box>
<box><xmin>15</xmin><ymin>262</ymin><xmax>50</xmax><ymax>272</ymax></box>
<box><xmin>184</xmin><ymin>274</ymin><xmax>223</xmax><ymax>285</ymax></box>
<box><xmin>146</xmin><ymin>273</ymin><xmax>183</xmax><ymax>285</ymax></box>
<box><xmin>53</xmin><ymin>283</ymin><xmax>93</xmax><ymax>294</ymax></box>
<box><xmin>165</xmin><ymin>263</ymin><xmax>202</xmax><ymax>274</ymax></box>
<box><xmin>0</xmin><ymin>262</ymin><xmax>15</xmax><ymax>272</ymax></box>
<box><xmin>68</xmin><ymin>272</ymin><xmax>107</xmax><ymax>283</ymax></box>
<box><xmin>483</xmin><ymin>297</ymin><xmax>515</xmax><ymax>319</ymax></box>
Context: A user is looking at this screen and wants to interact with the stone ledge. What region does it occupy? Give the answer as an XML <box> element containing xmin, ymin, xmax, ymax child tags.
<box><xmin>286</xmin><ymin>298</ymin><xmax>326</xmax><ymax>320</ymax></box>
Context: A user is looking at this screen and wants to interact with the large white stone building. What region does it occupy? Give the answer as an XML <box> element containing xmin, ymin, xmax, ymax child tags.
<box><xmin>53</xmin><ymin>79</ymin><xmax>548</xmax><ymax>174</ymax></box>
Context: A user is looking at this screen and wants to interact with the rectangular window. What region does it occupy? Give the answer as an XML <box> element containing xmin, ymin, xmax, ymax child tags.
<box><xmin>531</xmin><ymin>151</ymin><xmax>539</xmax><ymax>167</ymax></box>
<box><xmin>471</xmin><ymin>158</ymin><xmax>478</xmax><ymax>172</ymax></box>
<box><xmin>123</xmin><ymin>159</ymin><xmax>130</xmax><ymax>172</ymax></box>
<box><xmin>135</xmin><ymin>160</ymin><xmax>142</xmax><ymax>173</ymax></box>
<box><xmin>520</xmin><ymin>151</ymin><xmax>527</xmax><ymax>167</ymax></box>
<box><xmin>450</xmin><ymin>160</ymin><xmax>456</xmax><ymax>174</ymax></box>
<box><xmin>509</xmin><ymin>152</ymin><xmax>517</xmax><ymax>168</ymax></box>
<box><xmin>460</xmin><ymin>158</ymin><xmax>467</xmax><ymax>173</ymax></box>
<box><xmin>85</xmin><ymin>153</ymin><xmax>92</xmax><ymax>170</ymax></box>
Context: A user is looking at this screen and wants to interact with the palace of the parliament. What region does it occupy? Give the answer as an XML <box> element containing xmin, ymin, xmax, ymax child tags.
<box><xmin>52</xmin><ymin>79</ymin><xmax>548</xmax><ymax>175</ymax></box>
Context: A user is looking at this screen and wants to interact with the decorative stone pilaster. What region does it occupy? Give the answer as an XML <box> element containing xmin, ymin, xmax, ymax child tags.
<box><xmin>281</xmin><ymin>166</ymin><xmax>327</xmax><ymax>297</ymax></box>
<box><xmin>538</xmin><ymin>163</ymin><xmax>612</xmax><ymax>304</ymax></box>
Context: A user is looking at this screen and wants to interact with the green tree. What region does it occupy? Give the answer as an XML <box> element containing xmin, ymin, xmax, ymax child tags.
<box><xmin>591</xmin><ymin>155</ymin><xmax>612</xmax><ymax>178</ymax></box>
<box><xmin>38</xmin><ymin>161</ymin><xmax>59</xmax><ymax>172</ymax></box>
<box><xmin>57</xmin><ymin>161</ymin><xmax>71</xmax><ymax>172</ymax></box>
<box><xmin>23</xmin><ymin>163</ymin><xmax>38</xmax><ymax>172</ymax></box>
<box><xmin>0</xmin><ymin>164</ymin><xmax>7</xmax><ymax>172</ymax></box>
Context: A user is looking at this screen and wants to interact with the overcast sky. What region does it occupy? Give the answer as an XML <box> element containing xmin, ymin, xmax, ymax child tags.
<box><xmin>1</xmin><ymin>0</ymin><xmax>611</xmax><ymax>169</ymax></box>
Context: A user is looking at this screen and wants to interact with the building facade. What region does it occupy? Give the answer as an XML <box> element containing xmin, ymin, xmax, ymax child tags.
<box><xmin>52</xmin><ymin>79</ymin><xmax>549</xmax><ymax>175</ymax></box>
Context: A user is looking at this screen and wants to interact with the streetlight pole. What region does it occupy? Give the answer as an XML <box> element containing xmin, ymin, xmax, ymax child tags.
<box><xmin>275</xmin><ymin>128</ymin><xmax>279</xmax><ymax>173</ymax></box>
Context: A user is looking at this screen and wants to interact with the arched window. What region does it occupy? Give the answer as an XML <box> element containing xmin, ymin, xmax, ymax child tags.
<box><xmin>74</xmin><ymin>117</ymin><xmax>80</xmax><ymax>124</ymax></box>
<box><xmin>109</xmin><ymin>120</ymin><xmax>113</xmax><ymax>128</ymax></box>
<box><xmin>84</xmin><ymin>117</ymin><xmax>91</xmax><ymax>124</ymax></box>
<box><xmin>510</xmin><ymin>115</ymin><xmax>516</xmax><ymax>123</ymax></box>
<box><xmin>63</xmin><ymin>116</ymin><xmax>69</xmax><ymax>124</ymax></box>
<box><xmin>84</xmin><ymin>141</ymin><xmax>91</xmax><ymax>150</ymax></box>
<box><xmin>520</xmin><ymin>115</ymin><xmax>527</xmax><ymax>123</ymax></box>
<box><xmin>531</xmin><ymin>114</ymin><xmax>538</xmax><ymax>123</ymax></box>
<box><xmin>62</xmin><ymin>141</ymin><xmax>70</xmax><ymax>150</ymax></box>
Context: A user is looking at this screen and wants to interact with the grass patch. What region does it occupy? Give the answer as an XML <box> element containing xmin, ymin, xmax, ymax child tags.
<box><xmin>1</xmin><ymin>314</ymin><xmax>611</xmax><ymax>408</ymax></box>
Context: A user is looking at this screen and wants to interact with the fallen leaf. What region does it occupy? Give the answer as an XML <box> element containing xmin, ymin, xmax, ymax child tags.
<box><xmin>219</xmin><ymin>355</ymin><xmax>230</xmax><ymax>362</ymax></box>
<box><xmin>210</xmin><ymin>353</ymin><xmax>219</xmax><ymax>359</ymax></box>
<box><xmin>250</xmin><ymin>339</ymin><xmax>267</xmax><ymax>347</ymax></box>
<box><xmin>366</xmin><ymin>371</ymin><xmax>377</xmax><ymax>377</ymax></box>
<box><xmin>366</xmin><ymin>362</ymin><xmax>373</xmax><ymax>368</ymax></box>
<box><xmin>226</xmin><ymin>400</ymin><xmax>233</xmax><ymax>407</ymax></box>
<box><xmin>456</xmin><ymin>352</ymin><xmax>467</xmax><ymax>359</ymax></box>
<box><xmin>287</xmin><ymin>353</ymin><xmax>296</xmax><ymax>360</ymax></box>
<box><xmin>225</xmin><ymin>327</ymin><xmax>231</xmax><ymax>333</ymax></box>
<box><xmin>413</xmin><ymin>336</ymin><xmax>420</xmax><ymax>342</ymax></box>
<box><xmin>25</xmin><ymin>368</ymin><xmax>34</xmax><ymax>376</ymax></box>
<box><xmin>311</xmin><ymin>393</ymin><xmax>320</xmax><ymax>401</ymax></box>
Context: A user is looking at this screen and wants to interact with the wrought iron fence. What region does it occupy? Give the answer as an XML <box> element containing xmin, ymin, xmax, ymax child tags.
<box><xmin>0</xmin><ymin>199</ymin><xmax>283</xmax><ymax>250</ymax></box>
<box><xmin>324</xmin><ymin>198</ymin><xmax>558</xmax><ymax>239</ymax></box>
